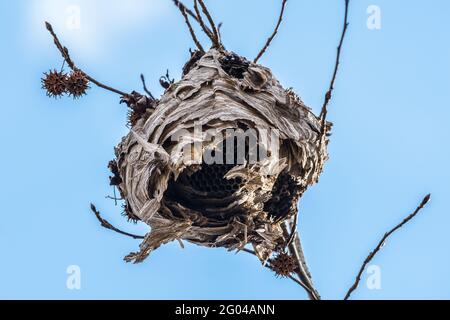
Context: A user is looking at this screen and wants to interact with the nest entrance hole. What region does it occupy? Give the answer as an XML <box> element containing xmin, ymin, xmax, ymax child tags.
<box><xmin>163</xmin><ymin>130</ymin><xmax>294</xmax><ymax>222</ymax></box>
<box><xmin>165</xmin><ymin>136</ymin><xmax>256</xmax><ymax>218</ymax></box>
<box><xmin>219</xmin><ymin>52</ymin><xmax>250</xmax><ymax>79</ymax></box>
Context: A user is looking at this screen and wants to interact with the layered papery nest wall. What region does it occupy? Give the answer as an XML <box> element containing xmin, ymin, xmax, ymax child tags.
<box><xmin>115</xmin><ymin>49</ymin><xmax>328</xmax><ymax>264</ymax></box>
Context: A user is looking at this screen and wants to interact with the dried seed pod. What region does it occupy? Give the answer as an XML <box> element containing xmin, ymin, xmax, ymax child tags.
<box><xmin>271</xmin><ymin>252</ymin><xmax>297</xmax><ymax>277</ymax></box>
<box><xmin>42</xmin><ymin>70</ymin><xmax>67</xmax><ymax>98</ymax></box>
<box><xmin>66</xmin><ymin>70</ymin><xmax>89</xmax><ymax>98</ymax></box>
<box><xmin>115</xmin><ymin>49</ymin><xmax>329</xmax><ymax>264</ymax></box>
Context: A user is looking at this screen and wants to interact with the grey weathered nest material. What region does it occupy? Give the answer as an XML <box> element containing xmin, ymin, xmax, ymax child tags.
<box><xmin>115</xmin><ymin>49</ymin><xmax>328</xmax><ymax>263</ymax></box>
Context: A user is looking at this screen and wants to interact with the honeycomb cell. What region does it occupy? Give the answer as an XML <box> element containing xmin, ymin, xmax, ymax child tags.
<box><xmin>263</xmin><ymin>172</ymin><xmax>300</xmax><ymax>221</ymax></box>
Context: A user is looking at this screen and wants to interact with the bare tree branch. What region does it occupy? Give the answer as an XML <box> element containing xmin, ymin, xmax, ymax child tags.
<box><xmin>90</xmin><ymin>204</ymin><xmax>145</xmax><ymax>240</ymax></box>
<box><xmin>254</xmin><ymin>0</ymin><xmax>288</xmax><ymax>63</ymax></box>
<box><xmin>286</xmin><ymin>212</ymin><xmax>298</xmax><ymax>247</ymax></box>
<box><xmin>172</xmin><ymin>0</ymin><xmax>213</xmax><ymax>35</ymax></box>
<box><xmin>217</xmin><ymin>22</ymin><xmax>223</xmax><ymax>42</ymax></box>
<box><xmin>282</xmin><ymin>223</ymin><xmax>321</xmax><ymax>300</ymax></box>
<box><xmin>140</xmin><ymin>74</ymin><xmax>156</xmax><ymax>100</ymax></box>
<box><xmin>319</xmin><ymin>0</ymin><xmax>350</xmax><ymax>129</ymax></box>
<box><xmin>197</xmin><ymin>0</ymin><xmax>221</xmax><ymax>47</ymax></box>
<box><xmin>344</xmin><ymin>194</ymin><xmax>431</xmax><ymax>300</ymax></box>
<box><xmin>45</xmin><ymin>22</ymin><xmax>128</xmax><ymax>97</ymax></box>
<box><xmin>289</xmin><ymin>217</ymin><xmax>314</xmax><ymax>284</ymax></box>
<box><xmin>175</xmin><ymin>3</ymin><xmax>205</xmax><ymax>52</ymax></box>
<box><xmin>193</xmin><ymin>0</ymin><xmax>217</xmax><ymax>47</ymax></box>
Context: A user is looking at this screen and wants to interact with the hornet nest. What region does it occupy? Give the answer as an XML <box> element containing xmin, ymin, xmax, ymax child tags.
<box><xmin>42</xmin><ymin>1</ymin><xmax>337</xmax><ymax>298</ymax></box>
<box><xmin>115</xmin><ymin>48</ymin><xmax>328</xmax><ymax>263</ymax></box>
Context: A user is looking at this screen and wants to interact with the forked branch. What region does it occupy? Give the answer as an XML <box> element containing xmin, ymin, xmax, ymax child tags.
<box><xmin>193</xmin><ymin>0</ymin><xmax>216</xmax><ymax>45</ymax></box>
<box><xmin>45</xmin><ymin>22</ymin><xmax>128</xmax><ymax>97</ymax></box>
<box><xmin>197</xmin><ymin>0</ymin><xmax>221</xmax><ymax>48</ymax></box>
<box><xmin>172</xmin><ymin>0</ymin><xmax>213</xmax><ymax>35</ymax></box>
<box><xmin>254</xmin><ymin>0</ymin><xmax>288</xmax><ymax>63</ymax></box>
<box><xmin>282</xmin><ymin>222</ymin><xmax>321</xmax><ymax>300</ymax></box>
<box><xmin>140</xmin><ymin>74</ymin><xmax>156</xmax><ymax>100</ymax></box>
<box><xmin>173</xmin><ymin>0</ymin><xmax>222</xmax><ymax>50</ymax></box>
<box><xmin>344</xmin><ymin>194</ymin><xmax>431</xmax><ymax>300</ymax></box>
<box><xmin>175</xmin><ymin>2</ymin><xmax>205</xmax><ymax>52</ymax></box>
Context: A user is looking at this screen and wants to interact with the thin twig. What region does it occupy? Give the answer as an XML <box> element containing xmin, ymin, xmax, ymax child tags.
<box><xmin>344</xmin><ymin>194</ymin><xmax>431</xmax><ymax>300</ymax></box>
<box><xmin>241</xmin><ymin>247</ymin><xmax>256</xmax><ymax>255</ymax></box>
<box><xmin>113</xmin><ymin>187</ymin><xmax>118</xmax><ymax>205</ymax></box>
<box><xmin>140</xmin><ymin>74</ymin><xmax>156</xmax><ymax>100</ymax></box>
<box><xmin>286</xmin><ymin>212</ymin><xmax>298</xmax><ymax>247</ymax></box>
<box><xmin>254</xmin><ymin>0</ymin><xmax>288</xmax><ymax>63</ymax></box>
<box><xmin>60</xmin><ymin>60</ymin><xmax>66</xmax><ymax>73</ymax></box>
<box><xmin>217</xmin><ymin>22</ymin><xmax>223</xmax><ymax>42</ymax></box>
<box><xmin>90</xmin><ymin>204</ymin><xmax>145</xmax><ymax>240</ymax></box>
<box><xmin>286</xmin><ymin>214</ymin><xmax>315</xmax><ymax>285</ymax></box>
<box><xmin>197</xmin><ymin>0</ymin><xmax>221</xmax><ymax>48</ymax></box>
<box><xmin>175</xmin><ymin>4</ymin><xmax>205</xmax><ymax>52</ymax></box>
<box><xmin>193</xmin><ymin>0</ymin><xmax>217</xmax><ymax>47</ymax></box>
<box><xmin>282</xmin><ymin>223</ymin><xmax>321</xmax><ymax>300</ymax></box>
<box><xmin>291</xmin><ymin>226</ymin><xmax>314</xmax><ymax>287</ymax></box>
<box><xmin>45</xmin><ymin>22</ymin><xmax>128</xmax><ymax>97</ymax></box>
<box><xmin>105</xmin><ymin>195</ymin><xmax>123</xmax><ymax>201</ymax></box>
<box><xmin>172</xmin><ymin>0</ymin><xmax>213</xmax><ymax>35</ymax></box>
<box><xmin>319</xmin><ymin>0</ymin><xmax>350</xmax><ymax>127</ymax></box>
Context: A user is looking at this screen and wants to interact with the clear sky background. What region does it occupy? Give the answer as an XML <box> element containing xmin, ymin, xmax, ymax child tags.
<box><xmin>0</xmin><ymin>0</ymin><xmax>449</xmax><ymax>300</ymax></box>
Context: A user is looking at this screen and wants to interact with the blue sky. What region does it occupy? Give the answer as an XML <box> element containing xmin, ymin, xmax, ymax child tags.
<box><xmin>0</xmin><ymin>0</ymin><xmax>449</xmax><ymax>299</ymax></box>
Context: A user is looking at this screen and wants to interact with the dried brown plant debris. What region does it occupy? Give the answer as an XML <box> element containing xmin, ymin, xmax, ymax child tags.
<box><xmin>108</xmin><ymin>160</ymin><xmax>122</xmax><ymax>186</ymax></box>
<box><xmin>66</xmin><ymin>70</ymin><xmax>90</xmax><ymax>98</ymax></box>
<box><xmin>42</xmin><ymin>69</ymin><xmax>67</xmax><ymax>98</ymax></box>
<box><xmin>271</xmin><ymin>252</ymin><xmax>297</xmax><ymax>278</ymax></box>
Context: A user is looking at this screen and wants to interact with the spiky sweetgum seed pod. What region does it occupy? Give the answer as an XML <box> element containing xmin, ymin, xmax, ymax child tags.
<box><xmin>271</xmin><ymin>252</ymin><xmax>297</xmax><ymax>278</ymax></box>
<box><xmin>42</xmin><ymin>70</ymin><xmax>67</xmax><ymax>98</ymax></box>
<box><xmin>66</xmin><ymin>70</ymin><xmax>89</xmax><ymax>98</ymax></box>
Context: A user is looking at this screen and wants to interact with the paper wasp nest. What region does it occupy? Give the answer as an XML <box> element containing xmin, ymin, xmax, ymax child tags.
<box><xmin>114</xmin><ymin>49</ymin><xmax>327</xmax><ymax>263</ymax></box>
